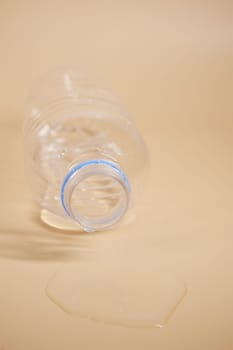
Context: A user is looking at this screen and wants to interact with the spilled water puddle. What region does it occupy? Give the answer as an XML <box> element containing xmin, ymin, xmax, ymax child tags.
<box><xmin>46</xmin><ymin>258</ymin><xmax>186</xmax><ymax>328</ymax></box>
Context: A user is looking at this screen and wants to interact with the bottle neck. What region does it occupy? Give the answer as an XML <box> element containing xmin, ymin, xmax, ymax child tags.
<box><xmin>61</xmin><ymin>159</ymin><xmax>131</xmax><ymax>232</ymax></box>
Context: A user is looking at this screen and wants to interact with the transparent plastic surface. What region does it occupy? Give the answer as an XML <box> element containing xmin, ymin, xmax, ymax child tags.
<box><xmin>23</xmin><ymin>69</ymin><xmax>148</xmax><ymax>232</ymax></box>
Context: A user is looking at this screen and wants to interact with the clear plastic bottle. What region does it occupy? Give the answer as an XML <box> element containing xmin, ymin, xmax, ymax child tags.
<box><xmin>23</xmin><ymin>69</ymin><xmax>148</xmax><ymax>232</ymax></box>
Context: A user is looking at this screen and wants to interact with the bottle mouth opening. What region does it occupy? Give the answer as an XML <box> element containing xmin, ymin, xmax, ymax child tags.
<box><xmin>61</xmin><ymin>160</ymin><xmax>131</xmax><ymax>232</ymax></box>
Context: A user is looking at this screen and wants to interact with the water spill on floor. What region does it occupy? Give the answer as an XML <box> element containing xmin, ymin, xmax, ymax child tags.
<box><xmin>40</xmin><ymin>208</ymin><xmax>136</xmax><ymax>231</ymax></box>
<box><xmin>40</xmin><ymin>208</ymin><xmax>83</xmax><ymax>231</ymax></box>
<box><xmin>45</xmin><ymin>257</ymin><xmax>186</xmax><ymax>328</ymax></box>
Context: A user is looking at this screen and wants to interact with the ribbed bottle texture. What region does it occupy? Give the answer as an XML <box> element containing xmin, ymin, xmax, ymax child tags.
<box><xmin>24</xmin><ymin>69</ymin><xmax>148</xmax><ymax>232</ymax></box>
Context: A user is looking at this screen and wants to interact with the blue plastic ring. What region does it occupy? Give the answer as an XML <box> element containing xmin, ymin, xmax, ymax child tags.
<box><xmin>61</xmin><ymin>159</ymin><xmax>131</xmax><ymax>216</ymax></box>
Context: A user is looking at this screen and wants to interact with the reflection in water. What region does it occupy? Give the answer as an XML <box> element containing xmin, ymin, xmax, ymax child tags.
<box><xmin>46</xmin><ymin>259</ymin><xmax>186</xmax><ymax>328</ymax></box>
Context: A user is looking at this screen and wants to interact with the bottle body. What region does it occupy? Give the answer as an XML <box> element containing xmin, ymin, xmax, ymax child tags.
<box><xmin>24</xmin><ymin>69</ymin><xmax>148</xmax><ymax>232</ymax></box>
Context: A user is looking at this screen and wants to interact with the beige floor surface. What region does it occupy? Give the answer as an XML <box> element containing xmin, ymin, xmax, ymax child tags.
<box><xmin>0</xmin><ymin>1</ymin><xmax>232</xmax><ymax>349</ymax></box>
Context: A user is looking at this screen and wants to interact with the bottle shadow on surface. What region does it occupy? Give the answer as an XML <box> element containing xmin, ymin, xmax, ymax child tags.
<box><xmin>0</xmin><ymin>208</ymin><xmax>96</xmax><ymax>262</ymax></box>
<box><xmin>0</xmin><ymin>227</ymin><xmax>95</xmax><ymax>262</ymax></box>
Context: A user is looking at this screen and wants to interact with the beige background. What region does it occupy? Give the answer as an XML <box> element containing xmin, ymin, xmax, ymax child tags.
<box><xmin>0</xmin><ymin>1</ymin><xmax>233</xmax><ymax>349</ymax></box>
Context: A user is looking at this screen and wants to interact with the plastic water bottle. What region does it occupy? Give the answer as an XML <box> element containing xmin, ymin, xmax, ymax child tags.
<box><xmin>23</xmin><ymin>69</ymin><xmax>148</xmax><ymax>232</ymax></box>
